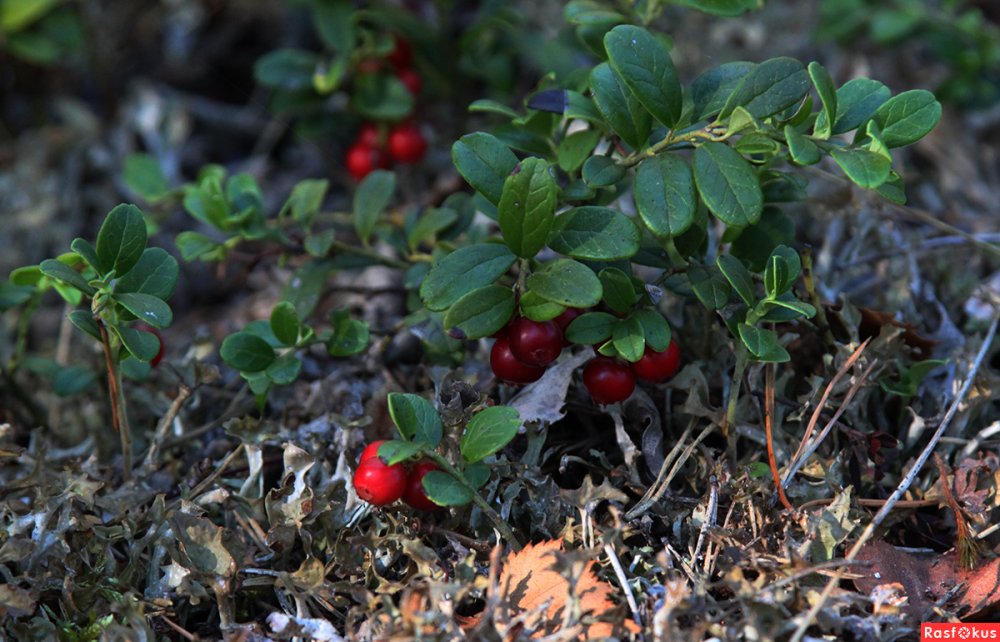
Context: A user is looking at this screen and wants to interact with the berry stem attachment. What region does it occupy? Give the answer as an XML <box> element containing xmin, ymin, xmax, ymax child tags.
<box><xmin>421</xmin><ymin>451</ymin><xmax>523</xmax><ymax>551</ymax></box>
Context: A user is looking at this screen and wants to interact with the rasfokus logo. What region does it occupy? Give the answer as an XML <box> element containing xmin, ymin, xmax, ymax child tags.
<box><xmin>922</xmin><ymin>624</ymin><xmax>1000</xmax><ymax>640</ymax></box>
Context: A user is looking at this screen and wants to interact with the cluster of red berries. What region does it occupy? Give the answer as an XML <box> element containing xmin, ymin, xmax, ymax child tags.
<box><xmin>345</xmin><ymin>36</ymin><xmax>427</xmax><ymax>180</ymax></box>
<box><xmin>352</xmin><ymin>440</ymin><xmax>439</xmax><ymax>510</ymax></box>
<box><xmin>490</xmin><ymin>310</ymin><xmax>682</xmax><ymax>406</ymax></box>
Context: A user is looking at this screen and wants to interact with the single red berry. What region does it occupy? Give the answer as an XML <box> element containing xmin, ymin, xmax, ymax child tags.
<box><xmin>353</xmin><ymin>457</ymin><xmax>408</xmax><ymax>505</ymax></box>
<box><xmin>387</xmin><ymin>35</ymin><xmax>413</xmax><ymax>68</ymax></box>
<box><xmin>396</xmin><ymin>67</ymin><xmax>422</xmax><ymax>95</ymax></box>
<box><xmin>387</xmin><ymin>122</ymin><xmax>427</xmax><ymax>164</ymax></box>
<box><xmin>360</xmin><ymin>440</ymin><xmax>386</xmax><ymax>464</ymax></box>
<box><xmin>508</xmin><ymin>317</ymin><xmax>563</xmax><ymax>367</ymax></box>
<box><xmin>356</xmin><ymin>58</ymin><xmax>382</xmax><ymax>75</ymax></box>
<box><xmin>357</xmin><ymin>122</ymin><xmax>381</xmax><ymax>148</ymax></box>
<box><xmin>490</xmin><ymin>336</ymin><xmax>546</xmax><ymax>385</ymax></box>
<box><xmin>631</xmin><ymin>340</ymin><xmax>681</xmax><ymax>383</ymax></box>
<box><xmin>134</xmin><ymin>322</ymin><xmax>165</xmax><ymax>367</ymax></box>
<box><xmin>583</xmin><ymin>357</ymin><xmax>635</xmax><ymax>405</ymax></box>
<box><xmin>345</xmin><ymin>143</ymin><xmax>386</xmax><ymax>180</ymax></box>
<box><xmin>553</xmin><ymin>307</ymin><xmax>584</xmax><ymax>345</ymax></box>
<box><xmin>403</xmin><ymin>461</ymin><xmax>440</xmax><ymax>511</ymax></box>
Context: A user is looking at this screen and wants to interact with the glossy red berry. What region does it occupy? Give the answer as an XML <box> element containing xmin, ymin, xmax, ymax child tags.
<box><xmin>491</xmin><ymin>336</ymin><xmax>546</xmax><ymax>385</ymax></box>
<box><xmin>353</xmin><ymin>457</ymin><xmax>408</xmax><ymax>505</ymax></box>
<box><xmin>345</xmin><ymin>143</ymin><xmax>385</xmax><ymax>180</ymax></box>
<box><xmin>387</xmin><ymin>35</ymin><xmax>413</xmax><ymax>68</ymax></box>
<box><xmin>403</xmin><ymin>461</ymin><xmax>440</xmax><ymax>511</ymax></box>
<box><xmin>583</xmin><ymin>357</ymin><xmax>635</xmax><ymax>405</ymax></box>
<box><xmin>631</xmin><ymin>340</ymin><xmax>681</xmax><ymax>383</ymax></box>
<box><xmin>387</xmin><ymin>122</ymin><xmax>427</xmax><ymax>164</ymax></box>
<box><xmin>396</xmin><ymin>67</ymin><xmax>422</xmax><ymax>95</ymax></box>
<box><xmin>508</xmin><ymin>317</ymin><xmax>563</xmax><ymax>367</ymax></box>
<box><xmin>134</xmin><ymin>323</ymin><xmax>164</xmax><ymax>367</ymax></box>
<box><xmin>357</xmin><ymin>122</ymin><xmax>381</xmax><ymax>148</ymax></box>
<box><xmin>359</xmin><ymin>440</ymin><xmax>386</xmax><ymax>464</ymax></box>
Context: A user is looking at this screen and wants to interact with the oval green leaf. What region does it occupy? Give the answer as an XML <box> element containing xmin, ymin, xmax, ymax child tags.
<box><xmin>419</xmin><ymin>244</ymin><xmax>517</xmax><ymax>311</ymax></box>
<box><xmin>220</xmin><ymin>332</ymin><xmax>276</xmax><ymax>373</ymax></box>
<box><xmin>451</xmin><ymin>133</ymin><xmax>519</xmax><ymax>205</ymax></box>
<box><xmin>96</xmin><ymin>204</ymin><xmax>147</xmax><ymax>276</ymax></box>
<box><xmin>604</xmin><ymin>25</ymin><xmax>682</xmax><ymax>127</ymax></box>
<box><xmin>526</xmin><ymin>259</ymin><xmax>602</xmax><ymax>308</ymax></box>
<box><xmin>589</xmin><ymin>62</ymin><xmax>651</xmax><ymax>150</ymax></box>
<box><xmin>443</xmin><ymin>284</ymin><xmax>515</xmax><ymax>340</ymax></box>
<box><xmin>634</xmin><ymin>154</ymin><xmax>695</xmax><ymax>237</ymax></box>
<box><xmin>498</xmin><ymin>158</ymin><xmax>558</xmax><ymax>258</ymax></box>
<box><xmin>548</xmin><ymin>206</ymin><xmax>641</xmax><ymax>260</ymax></box>
<box><xmin>460</xmin><ymin>406</ymin><xmax>522</xmax><ymax>463</ymax></box>
<box><xmin>388</xmin><ymin>392</ymin><xmax>443</xmax><ymax>447</ymax></box>
<box><xmin>693</xmin><ymin>142</ymin><xmax>763</xmax><ymax>226</ymax></box>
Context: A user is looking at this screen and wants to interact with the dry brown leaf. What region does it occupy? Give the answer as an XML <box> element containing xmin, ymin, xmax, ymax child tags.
<box><xmin>497</xmin><ymin>539</ymin><xmax>640</xmax><ymax>639</ymax></box>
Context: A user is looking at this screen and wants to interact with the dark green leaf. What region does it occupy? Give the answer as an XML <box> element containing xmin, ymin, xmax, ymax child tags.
<box><xmin>688</xmin><ymin>265</ymin><xmax>732</xmax><ymax>310</ymax></box>
<box><xmin>115</xmin><ymin>325</ymin><xmax>161</xmax><ymax>362</ymax></box>
<box><xmin>581</xmin><ymin>156</ymin><xmax>625</xmax><ymax>187</ymax></box>
<box><xmin>114</xmin><ymin>293</ymin><xmax>172</xmax><ymax>329</ymax></box>
<box><xmin>598</xmin><ymin>267</ymin><xmax>636</xmax><ymax>313</ymax></box>
<box><xmin>807</xmin><ymin>62</ymin><xmax>837</xmax><ymax>139</ymax></box>
<box><xmin>70</xmin><ymin>238</ymin><xmax>100</xmax><ymax>271</ymax></box>
<box><xmin>784</xmin><ymin>126</ymin><xmax>820</xmax><ymax>165</ymax></box>
<box><xmin>634</xmin><ymin>308</ymin><xmax>671</xmax><ymax>351</ymax></box>
<box><xmin>420</xmin><ymin>244</ymin><xmax>517</xmax><ymax>311</ymax></box>
<box><xmin>304</xmin><ymin>229</ymin><xmax>336</xmax><ymax>257</ymax></box>
<box><xmin>350</xmin><ymin>74</ymin><xmax>413</xmax><ymax>121</ymax></box>
<box><xmin>422</xmin><ymin>471</ymin><xmax>473</xmax><ymax>506</ymax></box>
<box><xmin>284</xmin><ymin>178</ymin><xmax>328</xmax><ymax>226</ymax></box>
<box><xmin>634</xmin><ymin>154</ymin><xmax>695</xmax><ymax>237</ymax></box>
<box><xmin>265</xmin><ymin>353</ymin><xmax>302</xmax><ymax>385</ymax></box>
<box><xmin>408</xmin><ymin>207</ymin><xmax>458</xmax><ymax>251</ymax></box>
<box><xmin>612</xmin><ymin>315</ymin><xmax>644</xmax><ymax>362</ymax></box>
<box><xmin>678</xmin><ymin>0</ymin><xmax>758</xmax><ymax>17</ymax></box>
<box><xmin>527</xmin><ymin>259</ymin><xmax>602</xmax><ymax>308</ymax></box>
<box><xmin>443</xmin><ymin>285</ymin><xmax>515</xmax><ymax>340</ymax></box>
<box><xmin>558</xmin><ymin>129</ymin><xmax>602</xmax><ymax>173</ymax></box>
<box><xmin>548</xmin><ymin>206</ymin><xmax>641</xmax><ymax>260</ymax></box>
<box><xmin>52</xmin><ymin>365</ymin><xmax>97</xmax><ymax>397</ymax></box>
<box><xmin>353</xmin><ymin>170</ymin><xmax>395</xmax><ymax>244</ymax></box>
<box><xmin>468</xmin><ymin>99</ymin><xmax>519</xmax><ymax>119</ymax></box>
<box><xmin>0</xmin><ymin>282</ymin><xmax>34</xmax><ymax>310</ymax></box>
<box><xmin>604</xmin><ymin>25</ymin><xmax>682</xmax><ymax>127</ymax></box>
<box><xmin>730</xmin><ymin>207</ymin><xmax>794</xmax><ymax>272</ymax></box>
<box><xmin>823</xmin><ymin>78</ymin><xmax>891</xmax><ymax>134</ymax></box>
<box><xmin>737</xmin><ymin>323</ymin><xmax>790</xmax><ymax>362</ymax></box>
<box><xmin>313</xmin><ymin>0</ymin><xmax>354</xmax><ymax>52</ymax></box>
<box><xmin>327</xmin><ymin>308</ymin><xmax>370</xmax><ymax>356</ymax></box>
<box><xmin>871</xmin><ymin>89</ymin><xmax>941</xmax><ymax>148</ymax></box>
<box><xmin>254</xmin><ymin>49</ymin><xmax>318</xmax><ymax>90</ymax></box>
<box><xmin>115</xmin><ymin>247</ymin><xmax>178</xmax><ymax>300</ymax></box>
<box><xmin>175</xmin><ymin>231</ymin><xmax>221</xmax><ymax>261</ymax></box>
<box><xmin>388</xmin><ymin>392</ymin><xmax>443</xmax><ymax>447</ymax></box>
<box><xmin>451</xmin><ymin>133</ymin><xmax>518</xmax><ymax>205</ymax></box>
<box><xmin>589</xmin><ymin>62</ymin><xmax>651</xmax><ymax>149</ymax></box>
<box><xmin>830</xmin><ymin>148</ymin><xmax>891</xmax><ymax>188</ymax></box>
<box><xmin>693</xmin><ymin>142</ymin><xmax>763</xmax><ymax>226</ymax></box>
<box><xmin>498</xmin><ymin>158</ymin><xmax>558</xmax><ymax>258</ymax></box>
<box><xmin>764</xmin><ymin>245</ymin><xmax>800</xmax><ymax>297</ymax></box>
<box><xmin>721</xmin><ymin>57</ymin><xmax>809</xmax><ymax>120</ymax></box>
<box><xmin>270</xmin><ymin>301</ymin><xmax>300</xmax><ymax>346</ymax></box>
<box><xmin>376</xmin><ymin>440</ymin><xmax>424</xmax><ymax>466</ymax></box>
<box><xmin>519</xmin><ymin>291</ymin><xmax>564</xmax><ymax>322</ymax></box>
<box><xmin>68</xmin><ymin>310</ymin><xmax>101</xmax><ymax>341</ymax></box>
<box><xmin>124</xmin><ymin>153</ymin><xmax>171</xmax><ymax>202</ymax></box>
<box><xmin>464</xmin><ymin>461</ymin><xmax>490</xmax><ymax>489</ymax></box>
<box><xmin>565</xmin><ymin>311</ymin><xmax>616</xmax><ymax>344</ymax></box>
<box><xmin>39</xmin><ymin>259</ymin><xmax>93</xmax><ymax>294</ymax></box>
<box><xmin>460</xmin><ymin>406</ymin><xmax>522</xmax><ymax>463</ymax></box>
<box><xmin>220</xmin><ymin>332</ymin><xmax>276</xmax><ymax>373</ymax></box>
<box><xmin>717</xmin><ymin>254</ymin><xmax>755</xmax><ymax>306</ymax></box>
<box><xmin>690</xmin><ymin>61</ymin><xmax>756</xmax><ymax>121</ymax></box>
<box><xmin>96</xmin><ymin>203</ymin><xmax>147</xmax><ymax>276</ymax></box>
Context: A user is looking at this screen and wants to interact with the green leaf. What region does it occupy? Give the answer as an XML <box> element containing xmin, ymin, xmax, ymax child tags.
<box><xmin>388</xmin><ymin>392</ymin><xmax>443</xmax><ymax>447</ymax></box>
<box><xmin>876</xmin><ymin>171</ymin><xmax>907</xmax><ymax>205</ymax></box>
<box><xmin>115</xmin><ymin>293</ymin><xmax>172</xmax><ymax>329</ymax></box>
<box><xmin>220</xmin><ymin>332</ymin><xmax>276</xmax><ymax>373</ymax></box>
<box><xmin>350</xmin><ymin>74</ymin><xmax>413</xmax><ymax>121</ymax></box>
<box><xmin>39</xmin><ymin>259</ymin><xmax>93</xmax><ymax>295</ymax></box>
<box><xmin>764</xmin><ymin>245</ymin><xmax>800</xmax><ymax>297</ymax></box>
<box><xmin>721</xmin><ymin>57</ymin><xmax>809</xmax><ymax>120</ymax></box>
<box><xmin>548</xmin><ymin>207</ymin><xmax>641</xmax><ymax>260</ymax></box>
<box><xmin>420</xmin><ymin>244</ymin><xmax>517</xmax><ymax>311</ymax></box>
<box><xmin>313</xmin><ymin>0</ymin><xmax>354</xmax><ymax>52</ymax></box>
<box><xmin>408</xmin><ymin>207</ymin><xmax>458</xmax><ymax>251</ymax></box>
<box><xmin>376</xmin><ymin>440</ymin><xmax>425</xmax><ymax>466</ymax></box>
<box><xmin>498</xmin><ymin>158</ymin><xmax>558</xmax><ymax>258</ymax></box>
<box><xmin>460</xmin><ymin>406</ymin><xmax>522</xmax><ymax>463</ymax></box>
<box><xmin>717</xmin><ymin>254</ymin><xmax>755</xmax><ymax>306</ymax></box>
<box><xmin>634</xmin><ymin>308</ymin><xmax>671</xmax><ymax>351</ymax></box>
<box><xmin>688</xmin><ymin>265</ymin><xmax>732</xmax><ymax>310</ymax></box>
<box><xmin>52</xmin><ymin>365</ymin><xmax>97</xmax><ymax>397</ymax></box>
<box><xmin>468</xmin><ymin>99</ymin><xmax>519</xmax><ymax>119</ymax></box>
<box><xmin>763</xmin><ymin>297</ymin><xmax>816</xmax><ymax>319</ymax></box>
<box><xmin>353</xmin><ymin>170</ymin><xmax>395</xmax><ymax>244</ymax></box>
<box><xmin>634</xmin><ymin>154</ymin><xmax>695</xmax><ymax>237</ymax></box>
<box><xmin>807</xmin><ymin>62</ymin><xmax>837</xmax><ymax>139</ymax></box>
<box><xmin>730</xmin><ymin>207</ymin><xmax>794</xmax><ymax>272</ymax></box>
<box><xmin>116</xmin><ymin>326</ymin><xmax>161</xmax><ymax>362</ymax></box>
<box><xmin>558</xmin><ymin>129</ymin><xmax>602</xmax><ymax>173</ymax></box>
<box><xmin>270</xmin><ymin>301</ymin><xmax>300</xmax><ymax>346</ymax></box>
<box><xmin>604</xmin><ymin>25</ymin><xmax>682</xmax><ymax>127</ymax></box>
<box><xmin>254</xmin><ymin>49</ymin><xmax>318</xmax><ymax>90</ymax></box>
<box><xmin>871</xmin><ymin>89</ymin><xmax>941</xmax><ymax>148</ymax></box>
<box><xmin>690</xmin><ymin>61</ymin><xmax>756</xmax><ymax>121</ymax></box>
<box><xmin>599</xmin><ymin>267</ymin><xmax>637</xmax><ymax>313</ymax></box>
<box><xmin>693</xmin><ymin>142</ymin><xmax>763</xmax><ymax>226</ymax></box>
<box><xmin>443</xmin><ymin>285</ymin><xmax>515</xmax><ymax>340</ymax></box>
<box><xmin>68</xmin><ymin>310</ymin><xmax>101</xmax><ymax>341</ymax></box>
<box><xmin>422</xmin><ymin>471</ymin><xmax>473</xmax><ymax>506</ymax></box>
<box><xmin>519</xmin><ymin>291</ymin><xmax>564</xmax><ymax>322</ymax></box>
<box><xmin>283</xmin><ymin>179</ymin><xmax>328</xmax><ymax>226</ymax></box>
<box><xmin>115</xmin><ymin>248</ymin><xmax>179</xmax><ymax>300</ymax></box>
<box><xmin>678</xmin><ymin>0</ymin><xmax>758</xmax><ymax>17</ymax></box>
<box><xmin>737</xmin><ymin>323</ymin><xmax>790</xmax><ymax>362</ymax></box>
<box><xmin>565</xmin><ymin>311</ymin><xmax>616</xmax><ymax>344</ymax></box>
<box><xmin>266</xmin><ymin>353</ymin><xmax>302</xmax><ymax>385</ymax></box>
<box><xmin>830</xmin><ymin>148</ymin><xmax>891</xmax><ymax>189</ymax></box>
<box><xmin>124</xmin><ymin>153</ymin><xmax>171</xmax><ymax>202</ymax></box>
<box><xmin>823</xmin><ymin>78</ymin><xmax>891</xmax><ymax>134</ymax></box>
<box><xmin>327</xmin><ymin>308</ymin><xmax>369</xmax><ymax>356</ymax></box>
<box><xmin>451</xmin><ymin>133</ymin><xmax>518</xmax><ymax>205</ymax></box>
<box><xmin>0</xmin><ymin>282</ymin><xmax>34</xmax><ymax>310</ymax></box>
<box><xmin>612</xmin><ymin>316</ymin><xmax>644</xmax><ymax>362</ymax></box>
<box><xmin>784</xmin><ymin>126</ymin><xmax>820</xmax><ymax>165</ymax></box>
<box><xmin>96</xmin><ymin>204</ymin><xmax>147</xmax><ymax>276</ymax></box>
<box><xmin>175</xmin><ymin>231</ymin><xmax>221</xmax><ymax>261</ymax></box>
<box><xmin>589</xmin><ymin>62</ymin><xmax>651</xmax><ymax>149</ymax></box>
<box><xmin>70</xmin><ymin>238</ymin><xmax>100</xmax><ymax>271</ymax></box>
<box><xmin>304</xmin><ymin>229</ymin><xmax>336</xmax><ymax>257</ymax></box>
<box><xmin>581</xmin><ymin>156</ymin><xmax>626</xmax><ymax>187</ymax></box>
<box><xmin>566</xmin><ymin>90</ymin><xmax>604</xmax><ymax>123</ymax></box>
<box><xmin>526</xmin><ymin>259</ymin><xmax>602</xmax><ymax>308</ymax></box>
<box><xmin>464</xmin><ymin>461</ymin><xmax>490</xmax><ymax>489</ymax></box>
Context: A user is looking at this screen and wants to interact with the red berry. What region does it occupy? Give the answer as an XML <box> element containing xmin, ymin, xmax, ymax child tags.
<box><xmin>396</xmin><ymin>67</ymin><xmax>422</xmax><ymax>95</ymax></box>
<box><xmin>360</xmin><ymin>440</ymin><xmax>386</xmax><ymax>464</ymax></box>
<box><xmin>490</xmin><ymin>336</ymin><xmax>546</xmax><ymax>385</ymax></box>
<box><xmin>403</xmin><ymin>461</ymin><xmax>440</xmax><ymax>511</ymax></box>
<box><xmin>357</xmin><ymin>122</ymin><xmax>381</xmax><ymax>148</ymax></box>
<box><xmin>508</xmin><ymin>317</ymin><xmax>563</xmax><ymax>367</ymax></box>
<box><xmin>356</xmin><ymin>58</ymin><xmax>382</xmax><ymax>75</ymax></box>
<box><xmin>387</xmin><ymin>122</ymin><xmax>427</xmax><ymax>164</ymax></box>
<box><xmin>134</xmin><ymin>322</ymin><xmax>164</xmax><ymax>367</ymax></box>
<box><xmin>353</xmin><ymin>457</ymin><xmax>408</xmax><ymax>505</ymax></box>
<box><xmin>387</xmin><ymin>35</ymin><xmax>413</xmax><ymax>68</ymax></box>
<box><xmin>345</xmin><ymin>143</ymin><xmax>385</xmax><ymax>180</ymax></box>
<box><xmin>553</xmin><ymin>308</ymin><xmax>584</xmax><ymax>345</ymax></box>
<box><xmin>631</xmin><ymin>340</ymin><xmax>681</xmax><ymax>383</ymax></box>
<box><xmin>583</xmin><ymin>357</ymin><xmax>635</xmax><ymax>405</ymax></box>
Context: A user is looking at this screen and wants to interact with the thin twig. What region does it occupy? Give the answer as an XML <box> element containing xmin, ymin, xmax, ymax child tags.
<box><xmin>765</xmin><ymin>364</ymin><xmax>793</xmax><ymax>510</ymax></box>
<box><xmin>169</xmin><ymin>443</ymin><xmax>246</xmax><ymax>510</ymax></box>
<box><xmin>625</xmin><ymin>420</ymin><xmax>711</xmax><ymax>520</ymax></box>
<box><xmin>693</xmin><ymin>475</ymin><xmax>719</xmax><ymax>563</ymax></box>
<box><xmin>789</xmin><ymin>310</ymin><xmax>999</xmax><ymax>642</ymax></box>
<box><xmin>604</xmin><ymin>543</ymin><xmax>641</xmax><ymax>628</ymax></box>
<box><xmin>141</xmin><ymin>385</ymin><xmax>192</xmax><ymax>471</ymax></box>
